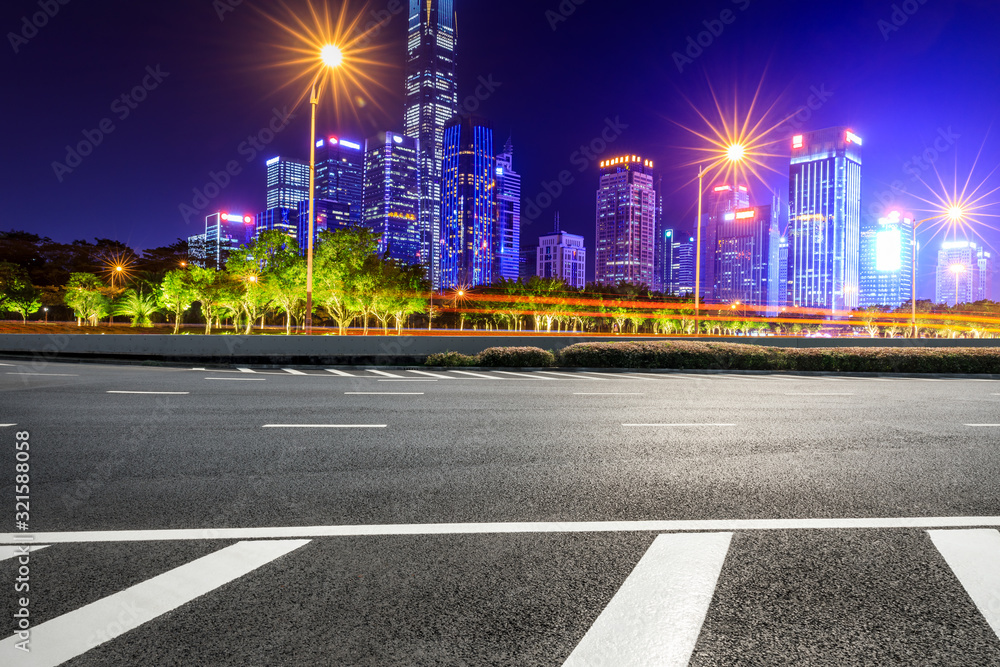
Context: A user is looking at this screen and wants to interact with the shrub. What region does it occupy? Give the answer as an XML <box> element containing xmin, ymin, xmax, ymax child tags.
<box><xmin>425</xmin><ymin>351</ymin><xmax>478</xmax><ymax>367</ymax></box>
<box><xmin>478</xmin><ymin>346</ymin><xmax>556</xmax><ymax>368</ymax></box>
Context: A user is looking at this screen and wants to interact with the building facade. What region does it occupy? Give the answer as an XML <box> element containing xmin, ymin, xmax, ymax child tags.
<box><xmin>255</xmin><ymin>207</ymin><xmax>299</xmax><ymax>242</ymax></box>
<box><xmin>494</xmin><ymin>138</ymin><xmax>522</xmax><ymax>282</ymax></box>
<box><xmin>537</xmin><ymin>220</ymin><xmax>586</xmax><ymax>289</ymax></box>
<box><xmin>714</xmin><ymin>204</ymin><xmax>781</xmax><ymax>308</ymax></box>
<box><xmin>673</xmin><ymin>234</ymin><xmax>696</xmax><ymax>297</ymax></box>
<box><xmin>440</xmin><ymin>115</ymin><xmax>497</xmax><ymax>289</ymax></box>
<box><xmin>655</xmin><ymin>227</ymin><xmax>677</xmax><ymax>294</ymax></box>
<box><xmin>404</xmin><ymin>0</ymin><xmax>458</xmax><ymax>286</ymax></box>
<box><xmin>701</xmin><ymin>184</ymin><xmax>749</xmax><ymax>301</ymax></box>
<box><xmin>786</xmin><ymin>127</ymin><xmax>862</xmax><ymax>312</ymax></box>
<box><xmin>201</xmin><ymin>211</ymin><xmax>255</xmax><ymax>269</ymax></box>
<box><xmin>935</xmin><ymin>241</ymin><xmax>993</xmax><ymax>306</ymax></box>
<box><xmin>595</xmin><ymin>155</ymin><xmax>657</xmax><ymax>286</ymax></box>
<box><xmin>363</xmin><ymin>131</ymin><xmax>421</xmax><ymax>265</ymax></box>
<box><xmin>265</xmin><ymin>156</ymin><xmax>310</xmax><ymax>210</ymax></box>
<box><xmin>295</xmin><ymin>199</ymin><xmax>350</xmax><ymax>253</ymax></box>
<box><xmin>859</xmin><ymin>210</ymin><xmax>914</xmax><ymax>308</ymax></box>
<box><xmin>315</xmin><ymin>136</ymin><xmax>365</xmax><ymax>223</ymax></box>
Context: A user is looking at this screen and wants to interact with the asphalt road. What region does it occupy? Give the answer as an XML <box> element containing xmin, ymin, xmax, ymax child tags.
<box><xmin>1</xmin><ymin>360</ymin><xmax>1000</xmax><ymax>666</ymax></box>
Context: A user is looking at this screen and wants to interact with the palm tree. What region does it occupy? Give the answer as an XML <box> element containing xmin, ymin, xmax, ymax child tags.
<box><xmin>113</xmin><ymin>290</ymin><xmax>160</xmax><ymax>327</ymax></box>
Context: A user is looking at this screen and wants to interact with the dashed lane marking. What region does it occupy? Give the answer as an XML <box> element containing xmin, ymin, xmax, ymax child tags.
<box><xmin>107</xmin><ymin>391</ymin><xmax>191</xmax><ymax>395</ymax></box>
<box><xmin>282</xmin><ymin>368</ymin><xmax>307</xmax><ymax>375</ymax></box>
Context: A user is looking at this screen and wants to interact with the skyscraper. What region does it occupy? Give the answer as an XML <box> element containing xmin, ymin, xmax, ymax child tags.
<box><xmin>363</xmin><ymin>131</ymin><xmax>421</xmax><ymax>265</ymax></box>
<box><xmin>440</xmin><ymin>115</ymin><xmax>496</xmax><ymax>289</ymax></box>
<box><xmin>714</xmin><ymin>204</ymin><xmax>781</xmax><ymax>308</ymax></box>
<box><xmin>405</xmin><ymin>0</ymin><xmax>458</xmax><ymax>286</ymax></box>
<box><xmin>673</xmin><ymin>234</ymin><xmax>696</xmax><ymax>297</ymax></box>
<box><xmin>859</xmin><ymin>210</ymin><xmax>914</xmax><ymax>308</ymax></box>
<box><xmin>701</xmin><ymin>184</ymin><xmax>749</xmax><ymax>300</ymax></box>
<box><xmin>595</xmin><ymin>155</ymin><xmax>657</xmax><ymax>286</ymax></box>
<box><xmin>935</xmin><ymin>241</ymin><xmax>993</xmax><ymax>306</ymax></box>
<box><xmin>656</xmin><ymin>227</ymin><xmax>677</xmax><ymax>294</ymax></box>
<box><xmin>255</xmin><ymin>207</ymin><xmax>299</xmax><ymax>242</ymax></box>
<box><xmin>537</xmin><ymin>215</ymin><xmax>586</xmax><ymax>289</ymax></box>
<box><xmin>265</xmin><ymin>156</ymin><xmax>310</xmax><ymax>210</ymax></box>
<box><xmin>296</xmin><ymin>199</ymin><xmax>349</xmax><ymax>252</ymax></box>
<box><xmin>315</xmin><ymin>136</ymin><xmax>365</xmax><ymax>223</ymax></box>
<box><xmin>494</xmin><ymin>138</ymin><xmax>522</xmax><ymax>282</ymax></box>
<box><xmin>203</xmin><ymin>211</ymin><xmax>255</xmax><ymax>269</ymax></box>
<box><xmin>787</xmin><ymin>127</ymin><xmax>862</xmax><ymax>312</ymax></box>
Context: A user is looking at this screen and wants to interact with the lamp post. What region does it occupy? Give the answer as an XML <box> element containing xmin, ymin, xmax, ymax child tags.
<box><xmin>43</xmin><ymin>307</ymin><xmax>48</xmax><ymax>324</ymax></box>
<box><xmin>304</xmin><ymin>45</ymin><xmax>344</xmax><ymax>335</ymax></box>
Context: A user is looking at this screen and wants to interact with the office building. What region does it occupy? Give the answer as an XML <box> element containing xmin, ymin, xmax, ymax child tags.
<box><xmin>265</xmin><ymin>156</ymin><xmax>310</xmax><ymax>210</ymax></box>
<box><xmin>859</xmin><ymin>210</ymin><xmax>914</xmax><ymax>308</ymax></box>
<box><xmin>255</xmin><ymin>207</ymin><xmax>299</xmax><ymax>242</ymax></box>
<box><xmin>786</xmin><ymin>127</ymin><xmax>862</xmax><ymax>312</ymax></box>
<box><xmin>315</xmin><ymin>136</ymin><xmax>365</xmax><ymax>222</ymax></box>
<box><xmin>404</xmin><ymin>0</ymin><xmax>458</xmax><ymax>286</ymax></box>
<box><xmin>440</xmin><ymin>114</ymin><xmax>497</xmax><ymax>289</ymax></box>
<box><xmin>494</xmin><ymin>138</ymin><xmax>522</xmax><ymax>282</ymax></box>
<box><xmin>202</xmin><ymin>211</ymin><xmax>255</xmax><ymax>269</ymax></box>
<box><xmin>655</xmin><ymin>226</ymin><xmax>677</xmax><ymax>294</ymax></box>
<box><xmin>778</xmin><ymin>235</ymin><xmax>789</xmax><ymax>307</ymax></box>
<box><xmin>537</xmin><ymin>215</ymin><xmax>586</xmax><ymax>289</ymax></box>
<box><xmin>520</xmin><ymin>244</ymin><xmax>538</xmax><ymax>282</ymax></box>
<box><xmin>673</xmin><ymin>234</ymin><xmax>696</xmax><ymax>297</ymax></box>
<box><xmin>701</xmin><ymin>184</ymin><xmax>749</xmax><ymax>300</ymax></box>
<box><xmin>595</xmin><ymin>155</ymin><xmax>657</xmax><ymax>286</ymax></box>
<box><xmin>296</xmin><ymin>199</ymin><xmax>350</xmax><ymax>253</ymax></box>
<box><xmin>714</xmin><ymin>204</ymin><xmax>781</xmax><ymax>308</ymax></box>
<box><xmin>935</xmin><ymin>241</ymin><xmax>993</xmax><ymax>306</ymax></box>
<box><xmin>363</xmin><ymin>131</ymin><xmax>422</xmax><ymax>265</ymax></box>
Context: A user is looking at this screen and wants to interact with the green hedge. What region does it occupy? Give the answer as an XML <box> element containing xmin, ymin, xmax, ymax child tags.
<box><xmin>556</xmin><ymin>341</ymin><xmax>1000</xmax><ymax>374</ymax></box>
<box><xmin>425</xmin><ymin>351</ymin><xmax>479</xmax><ymax>367</ymax></box>
<box><xmin>478</xmin><ymin>346</ymin><xmax>556</xmax><ymax>368</ymax></box>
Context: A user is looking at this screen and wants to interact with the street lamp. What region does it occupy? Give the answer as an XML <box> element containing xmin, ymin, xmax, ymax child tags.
<box><xmin>950</xmin><ymin>263</ymin><xmax>966</xmax><ymax>307</ymax></box>
<box><xmin>304</xmin><ymin>45</ymin><xmax>344</xmax><ymax>335</ymax></box>
<box><xmin>43</xmin><ymin>307</ymin><xmax>48</xmax><ymax>324</ymax></box>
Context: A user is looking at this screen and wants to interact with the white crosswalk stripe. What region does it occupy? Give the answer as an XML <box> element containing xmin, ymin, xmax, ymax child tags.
<box><xmin>929</xmin><ymin>529</ymin><xmax>1000</xmax><ymax>638</ymax></box>
<box><xmin>494</xmin><ymin>371</ymin><xmax>558</xmax><ymax>380</ymax></box>
<box><xmin>282</xmin><ymin>368</ymin><xmax>307</xmax><ymax>375</ymax></box>
<box><xmin>407</xmin><ymin>370</ymin><xmax>459</xmax><ymax>379</ymax></box>
<box><xmin>450</xmin><ymin>370</ymin><xmax>503</xmax><ymax>379</ymax></box>
<box><xmin>367</xmin><ymin>369</ymin><xmax>407</xmax><ymax>378</ymax></box>
<box><xmin>236</xmin><ymin>367</ymin><xmax>255</xmax><ymax>374</ymax></box>
<box><xmin>325</xmin><ymin>369</ymin><xmax>356</xmax><ymax>377</ymax></box>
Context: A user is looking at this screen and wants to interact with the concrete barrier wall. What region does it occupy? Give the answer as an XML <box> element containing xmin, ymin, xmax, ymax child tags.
<box><xmin>1</xmin><ymin>333</ymin><xmax>999</xmax><ymax>366</ymax></box>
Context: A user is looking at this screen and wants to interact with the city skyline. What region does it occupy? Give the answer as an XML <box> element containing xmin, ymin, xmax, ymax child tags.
<box><xmin>4</xmin><ymin>0</ymin><xmax>1000</xmax><ymax>301</ymax></box>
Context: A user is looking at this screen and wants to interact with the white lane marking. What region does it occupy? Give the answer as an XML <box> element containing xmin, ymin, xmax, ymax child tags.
<box><xmin>991</xmin><ymin>394</ymin><xmax>1000</xmax><ymax>396</ymax></box>
<box><xmin>450</xmin><ymin>370</ymin><xmax>502</xmax><ymax>379</ymax></box>
<box><xmin>6</xmin><ymin>373</ymin><xmax>78</xmax><ymax>377</ymax></box>
<box><xmin>0</xmin><ymin>540</ymin><xmax>309</xmax><ymax>666</ymax></box>
<box><xmin>367</xmin><ymin>369</ymin><xmax>407</xmax><ymax>378</ymax></box>
<box><xmin>535</xmin><ymin>371</ymin><xmax>606</xmax><ymax>380</ymax></box>
<box><xmin>378</xmin><ymin>379</ymin><xmax>437</xmax><ymax>382</ymax></box>
<box><xmin>237</xmin><ymin>367</ymin><xmax>255</xmax><ymax>373</ymax></box>
<box><xmin>966</xmin><ymin>424</ymin><xmax>1000</xmax><ymax>427</ymax></box>
<box><xmin>575</xmin><ymin>393</ymin><xmax>646</xmax><ymax>396</ymax></box>
<box><xmin>7</xmin><ymin>516</ymin><xmax>1000</xmax><ymax>544</ymax></box>
<box><xmin>493</xmin><ymin>371</ymin><xmax>551</xmax><ymax>380</ymax></box>
<box><xmin>191</xmin><ymin>367</ymin><xmax>206</xmax><ymax>371</ymax></box>
<box><xmin>262</xmin><ymin>424</ymin><xmax>387</xmax><ymax>429</ymax></box>
<box><xmin>282</xmin><ymin>368</ymin><xmax>307</xmax><ymax>375</ymax></box>
<box><xmin>623</xmin><ymin>423</ymin><xmax>737</xmax><ymax>427</ymax></box>
<box><xmin>107</xmin><ymin>391</ymin><xmax>191</xmax><ymax>395</ymax></box>
<box><xmin>205</xmin><ymin>378</ymin><xmax>266</xmax><ymax>381</ymax></box>
<box><xmin>0</xmin><ymin>362</ymin><xmax>16</xmax><ymax>366</ymax></box>
<box><xmin>345</xmin><ymin>392</ymin><xmax>424</xmax><ymax>396</ymax></box>
<box><xmin>577</xmin><ymin>372</ymin><xmax>654</xmax><ymax>381</ymax></box>
<box><xmin>564</xmin><ymin>533</ymin><xmax>732</xmax><ymax>667</ymax></box>
<box><xmin>928</xmin><ymin>529</ymin><xmax>1000</xmax><ymax>638</ymax></box>
<box><xmin>408</xmin><ymin>370</ymin><xmax>458</xmax><ymax>379</ymax></box>
<box><xmin>0</xmin><ymin>544</ymin><xmax>49</xmax><ymax>561</ymax></box>
<box><xmin>784</xmin><ymin>393</ymin><xmax>855</xmax><ymax>396</ymax></box>
<box><xmin>0</xmin><ymin>424</ymin><xmax>17</xmax><ymax>428</ymax></box>
<box><xmin>325</xmin><ymin>369</ymin><xmax>356</xmax><ymax>377</ymax></box>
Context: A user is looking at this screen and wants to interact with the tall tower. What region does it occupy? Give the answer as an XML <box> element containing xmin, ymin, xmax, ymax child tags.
<box><xmin>787</xmin><ymin>127</ymin><xmax>862</xmax><ymax>312</ymax></box>
<box><xmin>595</xmin><ymin>155</ymin><xmax>657</xmax><ymax>286</ymax></box>
<box><xmin>859</xmin><ymin>210</ymin><xmax>914</xmax><ymax>308</ymax></box>
<box><xmin>315</xmin><ymin>136</ymin><xmax>365</xmax><ymax>223</ymax></box>
<box><xmin>714</xmin><ymin>204</ymin><xmax>781</xmax><ymax>308</ymax></box>
<box><xmin>265</xmin><ymin>156</ymin><xmax>310</xmax><ymax>210</ymax></box>
<box><xmin>494</xmin><ymin>138</ymin><xmax>522</xmax><ymax>282</ymax></box>
<box><xmin>440</xmin><ymin>115</ymin><xmax>496</xmax><ymax>289</ymax></box>
<box><xmin>405</xmin><ymin>0</ymin><xmax>458</xmax><ymax>288</ymax></box>
<box><xmin>363</xmin><ymin>131</ymin><xmax>421</xmax><ymax>265</ymax></box>
<box><xmin>701</xmin><ymin>184</ymin><xmax>749</xmax><ymax>301</ymax></box>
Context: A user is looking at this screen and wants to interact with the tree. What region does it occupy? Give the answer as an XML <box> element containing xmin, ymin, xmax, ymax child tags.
<box><xmin>64</xmin><ymin>273</ymin><xmax>112</xmax><ymax>326</ymax></box>
<box><xmin>188</xmin><ymin>266</ymin><xmax>232</xmax><ymax>334</ymax></box>
<box><xmin>113</xmin><ymin>289</ymin><xmax>160</xmax><ymax>327</ymax></box>
<box><xmin>0</xmin><ymin>262</ymin><xmax>41</xmax><ymax>321</ymax></box>
<box><xmin>313</xmin><ymin>227</ymin><xmax>380</xmax><ymax>335</ymax></box>
<box><xmin>158</xmin><ymin>269</ymin><xmax>196</xmax><ymax>334</ymax></box>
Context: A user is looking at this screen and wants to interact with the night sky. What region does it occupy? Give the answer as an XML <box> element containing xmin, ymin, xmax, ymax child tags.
<box><xmin>3</xmin><ymin>0</ymin><xmax>999</xmax><ymax>298</ymax></box>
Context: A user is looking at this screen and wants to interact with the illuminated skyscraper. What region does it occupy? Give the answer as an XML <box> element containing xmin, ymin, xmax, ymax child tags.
<box><xmin>265</xmin><ymin>156</ymin><xmax>310</xmax><ymax>210</ymax></box>
<box><xmin>595</xmin><ymin>155</ymin><xmax>657</xmax><ymax>286</ymax></box>
<box><xmin>715</xmin><ymin>204</ymin><xmax>781</xmax><ymax>308</ymax></box>
<box><xmin>701</xmin><ymin>184</ymin><xmax>749</xmax><ymax>300</ymax></box>
<box><xmin>537</xmin><ymin>215</ymin><xmax>586</xmax><ymax>289</ymax></box>
<box><xmin>673</xmin><ymin>234</ymin><xmax>695</xmax><ymax>297</ymax></box>
<box><xmin>494</xmin><ymin>138</ymin><xmax>521</xmax><ymax>282</ymax></box>
<box><xmin>859</xmin><ymin>210</ymin><xmax>913</xmax><ymax>308</ymax></box>
<box><xmin>255</xmin><ymin>207</ymin><xmax>299</xmax><ymax>241</ymax></box>
<box><xmin>935</xmin><ymin>241</ymin><xmax>993</xmax><ymax>306</ymax></box>
<box><xmin>203</xmin><ymin>211</ymin><xmax>255</xmax><ymax>269</ymax></box>
<box><xmin>315</xmin><ymin>136</ymin><xmax>365</xmax><ymax>223</ymax></box>
<box><xmin>364</xmin><ymin>131</ymin><xmax>421</xmax><ymax>265</ymax></box>
<box><xmin>296</xmin><ymin>199</ymin><xmax>349</xmax><ymax>252</ymax></box>
<box><xmin>655</xmin><ymin>227</ymin><xmax>676</xmax><ymax>294</ymax></box>
<box><xmin>405</xmin><ymin>0</ymin><xmax>458</xmax><ymax>286</ymax></box>
<box><xmin>440</xmin><ymin>115</ymin><xmax>496</xmax><ymax>289</ymax></box>
<box><xmin>787</xmin><ymin>127</ymin><xmax>862</xmax><ymax>312</ymax></box>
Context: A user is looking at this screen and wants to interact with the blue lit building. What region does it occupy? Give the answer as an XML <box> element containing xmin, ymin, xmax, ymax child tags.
<box><xmin>202</xmin><ymin>211</ymin><xmax>255</xmax><ymax>269</ymax></box>
<box><xmin>715</xmin><ymin>204</ymin><xmax>781</xmax><ymax>308</ymax></box>
<box><xmin>265</xmin><ymin>156</ymin><xmax>310</xmax><ymax>210</ymax></box>
<box><xmin>255</xmin><ymin>207</ymin><xmax>299</xmax><ymax>242</ymax></box>
<box><xmin>787</xmin><ymin>127</ymin><xmax>862</xmax><ymax>312</ymax></box>
<box><xmin>296</xmin><ymin>199</ymin><xmax>350</xmax><ymax>253</ymax></box>
<box><xmin>673</xmin><ymin>234</ymin><xmax>695</xmax><ymax>297</ymax></box>
<box><xmin>494</xmin><ymin>138</ymin><xmax>522</xmax><ymax>282</ymax></box>
<box><xmin>316</xmin><ymin>136</ymin><xmax>365</xmax><ymax>222</ymax></box>
<box><xmin>364</xmin><ymin>131</ymin><xmax>421</xmax><ymax>265</ymax></box>
<box><xmin>440</xmin><ymin>114</ymin><xmax>496</xmax><ymax>289</ymax></box>
<box><xmin>405</xmin><ymin>0</ymin><xmax>458</xmax><ymax>287</ymax></box>
<box><xmin>655</xmin><ymin>226</ymin><xmax>677</xmax><ymax>294</ymax></box>
<box><xmin>859</xmin><ymin>210</ymin><xmax>913</xmax><ymax>308</ymax></box>
<box><xmin>702</xmin><ymin>184</ymin><xmax>749</xmax><ymax>301</ymax></box>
